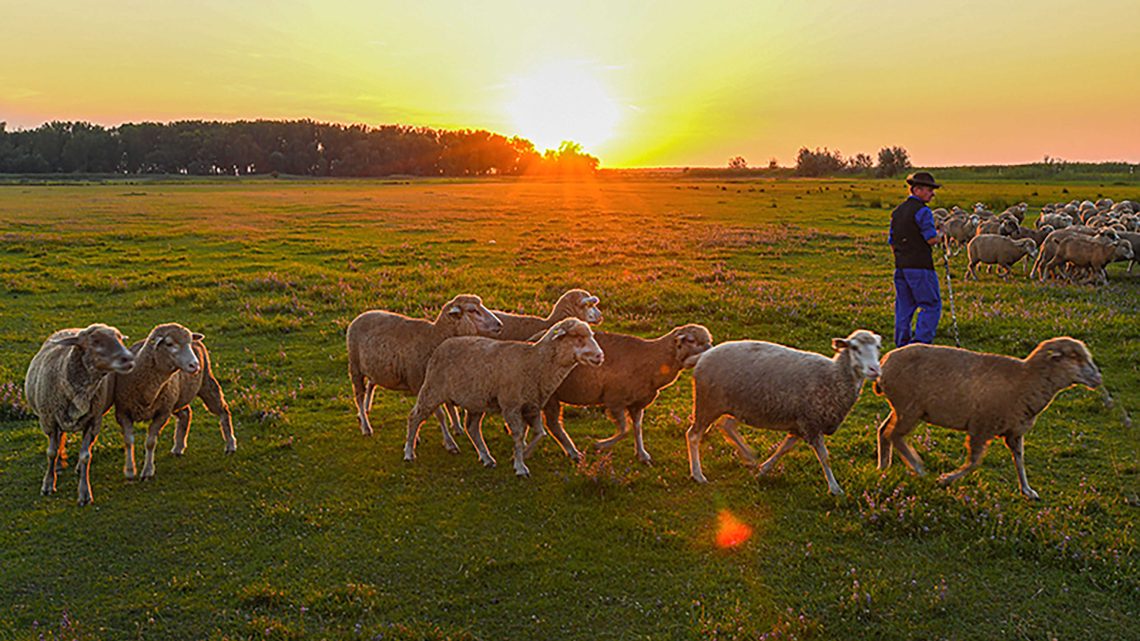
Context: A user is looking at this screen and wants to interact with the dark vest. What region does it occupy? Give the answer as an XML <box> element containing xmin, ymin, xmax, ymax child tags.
<box><xmin>890</xmin><ymin>198</ymin><xmax>934</xmax><ymax>270</ymax></box>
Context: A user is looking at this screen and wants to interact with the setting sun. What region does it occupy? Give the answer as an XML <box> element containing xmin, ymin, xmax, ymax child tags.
<box><xmin>506</xmin><ymin>61</ymin><xmax>620</xmax><ymax>153</ymax></box>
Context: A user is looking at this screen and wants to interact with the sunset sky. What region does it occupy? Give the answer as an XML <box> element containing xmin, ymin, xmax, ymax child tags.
<box><xmin>3</xmin><ymin>1</ymin><xmax>1138</xmax><ymax>167</ymax></box>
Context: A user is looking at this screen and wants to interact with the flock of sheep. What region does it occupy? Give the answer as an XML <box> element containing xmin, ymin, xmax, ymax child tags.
<box><xmin>938</xmin><ymin>197</ymin><xmax>1138</xmax><ymax>285</ymax></box>
<box><xmin>25</xmin><ymin>284</ymin><xmax>1104</xmax><ymax>507</ymax></box>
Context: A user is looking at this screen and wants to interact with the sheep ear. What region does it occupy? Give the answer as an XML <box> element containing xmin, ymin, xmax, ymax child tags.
<box><xmin>447</xmin><ymin>305</ymin><xmax>463</xmax><ymax>318</ymax></box>
<box><xmin>831</xmin><ymin>338</ymin><xmax>848</xmax><ymax>351</ymax></box>
<box><xmin>154</xmin><ymin>335</ymin><xmax>165</xmax><ymax>346</ymax></box>
<box><xmin>191</xmin><ymin>332</ymin><xmax>205</xmax><ymax>342</ymax></box>
<box><xmin>51</xmin><ymin>336</ymin><xmax>83</xmax><ymax>347</ymax></box>
<box><xmin>1046</xmin><ymin>349</ymin><xmax>1063</xmax><ymax>360</ymax></box>
<box><xmin>549</xmin><ymin>326</ymin><xmax>567</xmax><ymax>340</ymax></box>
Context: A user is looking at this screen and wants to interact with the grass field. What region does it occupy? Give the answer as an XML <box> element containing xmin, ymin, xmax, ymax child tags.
<box><xmin>1</xmin><ymin>177</ymin><xmax>1137</xmax><ymax>640</ymax></box>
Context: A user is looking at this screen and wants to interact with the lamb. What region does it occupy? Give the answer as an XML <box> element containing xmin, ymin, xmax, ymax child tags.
<box><xmin>1031</xmin><ymin>226</ymin><xmax>1105</xmax><ymax>279</ymax></box>
<box><xmin>346</xmin><ymin>294</ymin><xmax>503</xmax><ymax>451</ymax></box>
<box><xmin>535</xmin><ymin>324</ymin><xmax>713</xmax><ymax>464</ymax></box>
<box><xmin>1112</xmin><ymin>231</ymin><xmax>1140</xmax><ymax>272</ymax></box>
<box><xmin>106</xmin><ymin>323</ymin><xmax>235</xmax><ymax>481</ymax></box>
<box><xmin>874</xmin><ymin>338</ymin><xmax>1102</xmax><ymax>499</ymax></box>
<box><xmin>1042</xmin><ymin>235</ymin><xmax>1133</xmax><ymax>285</ymax></box>
<box><xmin>492</xmin><ymin>289</ymin><xmax>602</xmax><ymax>341</ymax></box>
<box><xmin>403</xmin><ymin>318</ymin><xmax>604</xmax><ymax>477</ymax></box>
<box><xmin>965</xmin><ymin>235</ymin><xmax>1037</xmax><ymax>280</ymax></box>
<box><xmin>24</xmin><ymin>324</ymin><xmax>135</xmax><ymax>506</ymax></box>
<box><xmin>685</xmin><ymin>330</ymin><xmax>882</xmax><ymax>495</ymax></box>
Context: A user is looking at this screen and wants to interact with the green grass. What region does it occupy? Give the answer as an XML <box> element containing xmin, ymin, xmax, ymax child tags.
<box><xmin>0</xmin><ymin>177</ymin><xmax>1137</xmax><ymax>640</ymax></box>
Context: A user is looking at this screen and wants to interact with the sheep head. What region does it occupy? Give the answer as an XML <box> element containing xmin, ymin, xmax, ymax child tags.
<box><xmin>146</xmin><ymin>323</ymin><xmax>203</xmax><ymax>374</ymax></box>
<box><xmin>542</xmin><ymin>318</ymin><xmax>604</xmax><ymax>368</ymax></box>
<box><xmin>1016</xmin><ymin>238</ymin><xmax>1039</xmax><ymax>257</ymax></box>
<box><xmin>552</xmin><ymin>289</ymin><xmax>603</xmax><ymax>325</ymax></box>
<box><xmin>831</xmin><ymin>330</ymin><xmax>882</xmax><ymax>380</ymax></box>
<box><xmin>440</xmin><ymin>294</ymin><xmax>503</xmax><ymax>337</ymax></box>
<box><xmin>671</xmin><ymin>324</ymin><xmax>713</xmax><ymax>368</ymax></box>
<box><xmin>1116</xmin><ymin>239</ymin><xmax>1134</xmax><ymax>261</ymax></box>
<box><xmin>52</xmin><ymin>324</ymin><xmax>135</xmax><ymax>374</ymax></box>
<box><xmin>1029</xmin><ymin>337</ymin><xmax>1101</xmax><ymax>390</ymax></box>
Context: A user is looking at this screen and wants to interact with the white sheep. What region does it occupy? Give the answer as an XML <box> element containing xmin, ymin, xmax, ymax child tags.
<box><xmin>24</xmin><ymin>324</ymin><xmax>135</xmax><ymax>506</ymax></box>
<box><xmin>492</xmin><ymin>289</ymin><xmax>602</xmax><ymax>341</ymax></box>
<box><xmin>403</xmin><ymin>318</ymin><xmax>604</xmax><ymax>477</ymax></box>
<box><xmin>685</xmin><ymin>330</ymin><xmax>882</xmax><ymax>495</ymax></box>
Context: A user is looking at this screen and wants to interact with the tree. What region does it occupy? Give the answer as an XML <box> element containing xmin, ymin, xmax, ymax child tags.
<box><xmin>876</xmin><ymin>146</ymin><xmax>911</xmax><ymax>177</ymax></box>
<box><xmin>849</xmin><ymin>153</ymin><xmax>873</xmax><ymax>172</ymax></box>
<box><xmin>728</xmin><ymin>156</ymin><xmax>747</xmax><ymax>170</ymax></box>
<box><xmin>794</xmin><ymin>147</ymin><xmax>846</xmax><ymax>177</ymax></box>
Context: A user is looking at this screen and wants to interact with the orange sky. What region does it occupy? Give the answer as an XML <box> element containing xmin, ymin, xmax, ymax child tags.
<box><xmin>2</xmin><ymin>1</ymin><xmax>1138</xmax><ymax>167</ymax></box>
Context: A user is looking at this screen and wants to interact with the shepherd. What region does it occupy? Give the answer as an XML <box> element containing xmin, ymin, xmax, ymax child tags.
<box><xmin>888</xmin><ymin>171</ymin><xmax>943</xmax><ymax>346</ymax></box>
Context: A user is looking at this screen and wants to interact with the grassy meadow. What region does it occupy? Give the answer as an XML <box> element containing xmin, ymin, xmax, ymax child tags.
<box><xmin>0</xmin><ymin>176</ymin><xmax>1137</xmax><ymax>640</ymax></box>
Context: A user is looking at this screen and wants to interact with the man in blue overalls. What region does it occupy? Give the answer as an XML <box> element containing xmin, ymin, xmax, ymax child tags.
<box><xmin>888</xmin><ymin>172</ymin><xmax>943</xmax><ymax>346</ymax></box>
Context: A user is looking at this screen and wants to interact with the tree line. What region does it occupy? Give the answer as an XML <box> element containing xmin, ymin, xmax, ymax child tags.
<box><xmin>0</xmin><ymin>120</ymin><xmax>600</xmax><ymax>176</ymax></box>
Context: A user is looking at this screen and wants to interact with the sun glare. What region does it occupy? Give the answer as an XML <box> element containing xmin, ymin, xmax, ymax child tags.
<box><xmin>506</xmin><ymin>61</ymin><xmax>620</xmax><ymax>153</ymax></box>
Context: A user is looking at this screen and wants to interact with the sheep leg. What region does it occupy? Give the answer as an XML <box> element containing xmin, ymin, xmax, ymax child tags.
<box><xmin>56</xmin><ymin>432</ymin><xmax>68</xmax><ymax>471</ymax></box>
<box><xmin>403</xmin><ymin>401</ymin><xmax>437</xmax><ymax>462</ymax></box>
<box><xmin>805</xmin><ymin>433</ymin><xmax>843</xmax><ymax>496</ymax></box>
<box><xmin>41</xmin><ymin>425</ymin><xmax>61</xmax><ymax>496</ymax></box>
<box><xmin>119</xmin><ymin>413</ymin><xmax>138</xmax><ymax>479</ymax></box>
<box><xmin>594</xmin><ymin>407</ymin><xmax>630</xmax><ymax>450</ymax></box>
<box><xmin>75</xmin><ymin>422</ymin><xmax>99</xmax><ymax>506</ymax></box>
<box><xmin>539</xmin><ymin>400</ymin><xmax>582</xmax><ymax>463</ymax></box>
<box><xmin>435</xmin><ymin>406</ymin><xmax>460</xmax><ymax>454</ymax></box>
<box><xmin>171</xmin><ymin>406</ymin><xmax>192</xmax><ymax>456</ymax></box>
<box><xmin>757</xmin><ymin>434</ymin><xmax>797</xmax><ymax>475</ymax></box>
<box><xmin>719</xmin><ymin>417</ymin><xmax>758</xmax><ymax>467</ymax></box>
<box><xmin>503</xmin><ymin>410</ymin><xmax>530</xmax><ymax>477</ymax></box>
<box><xmin>140</xmin><ymin>414</ymin><xmax>170</xmax><ymax>480</ymax></box>
<box><xmin>876</xmin><ymin>413</ymin><xmax>894</xmax><ymax>470</ymax></box>
<box><xmin>938</xmin><ymin>434</ymin><xmax>989</xmax><ymax>486</ymax></box>
<box><xmin>351</xmin><ymin>371</ymin><xmax>373</xmax><ymax>436</ymax></box>
<box><xmin>520</xmin><ymin>407</ymin><xmax>547</xmax><ymax>460</ymax></box>
<box><xmin>1003</xmin><ymin>433</ymin><xmax>1039</xmax><ymax>500</ymax></box>
<box><xmin>198</xmin><ymin>375</ymin><xmax>236</xmax><ymax>453</ymax></box>
<box><xmin>464</xmin><ymin>411</ymin><xmax>496</xmax><ymax>468</ymax></box>
<box><xmin>885</xmin><ymin>416</ymin><xmax>925</xmax><ymax>476</ymax></box>
<box><xmin>685</xmin><ymin>407</ymin><xmax>721</xmax><ymax>484</ymax></box>
<box><xmin>630</xmin><ymin>407</ymin><xmax>652</xmax><ymax>464</ymax></box>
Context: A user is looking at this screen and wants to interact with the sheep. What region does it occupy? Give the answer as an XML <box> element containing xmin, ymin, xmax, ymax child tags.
<box><xmin>874</xmin><ymin>338</ymin><xmax>1102</xmax><ymax>499</ymax></box>
<box><xmin>1112</xmin><ymin>231</ymin><xmax>1140</xmax><ymax>272</ymax></box>
<box><xmin>535</xmin><ymin>324</ymin><xmax>713</xmax><ymax>464</ymax></box>
<box><xmin>965</xmin><ymin>235</ymin><xmax>1038</xmax><ymax>280</ymax></box>
<box><xmin>938</xmin><ymin>213</ymin><xmax>980</xmax><ymax>255</ymax></box>
<box><xmin>1042</xmin><ymin>235</ymin><xmax>1133</xmax><ymax>285</ymax></box>
<box><xmin>346</xmin><ymin>294</ymin><xmax>503</xmax><ymax>451</ymax></box>
<box><xmin>975</xmin><ymin>213</ymin><xmax>1018</xmax><ymax>237</ymax></box>
<box><xmin>106</xmin><ymin>323</ymin><xmax>235</xmax><ymax>481</ymax></box>
<box><xmin>24</xmin><ymin>324</ymin><xmax>135</xmax><ymax>506</ymax></box>
<box><xmin>685</xmin><ymin>330</ymin><xmax>882</xmax><ymax>495</ymax></box>
<box><xmin>403</xmin><ymin>318</ymin><xmax>604</xmax><ymax>477</ymax></box>
<box><xmin>492</xmin><ymin>289</ymin><xmax>602</xmax><ymax>341</ymax></box>
<box><xmin>1031</xmin><ymin>226</ymin><xmax>1107</xmax><ymax>279</ymax></box>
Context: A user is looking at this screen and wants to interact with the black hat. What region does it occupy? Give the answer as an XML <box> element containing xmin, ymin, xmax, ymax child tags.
<box><xmin>906</xmin><ymin>172</ymin><xmax>941</xmax><ymax>189</ymax></box>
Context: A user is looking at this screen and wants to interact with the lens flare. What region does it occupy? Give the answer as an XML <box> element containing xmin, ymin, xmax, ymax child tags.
<box><xmin>715</xmin><ymin>509</ymin><xmax>753</xmax><ymax>548</ymax></box>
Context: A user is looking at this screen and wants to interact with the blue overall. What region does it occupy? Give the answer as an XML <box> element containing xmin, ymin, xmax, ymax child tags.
<box><xmin>888</xmin><ymin>197</ymin><xmax>941</xmax><ymax>346</ymax></box>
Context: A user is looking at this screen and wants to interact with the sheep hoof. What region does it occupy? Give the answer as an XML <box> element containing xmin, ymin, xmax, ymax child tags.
<box><xmin>515</xmin><ymin>467</ymin><xmax>531</xmax><ymax>478</ymax></box>
<box><xmin>936</xmin><ymin>474</ymin><xmax>955</xmax><ymax>486</ymax></box>
<box><xmin>124</xmin><ymin>470</ymin><xmax>136</xmax><ymax>480</ymax></box>
<box><xmin>225</xmin><ymin>443</ymin><xmax>237</xmax><ymax>454</ymax></box>
<box><xmin>481</xmin><ymin>459</ymin><xmax>497</xmax><ymax>468</ymax></box>
<box><xmin>691</xmin><ymin>474</ymin><xmax>708</xmax><ymax>484</ymax></box>
<box><xmin>170</xmin><ymin>447</ymin><xmax>185</xmax><ymax>456</ymax></box>
<box><xmin>1022</xmin><ymin>488</ymin><xmax>1040</xmax><ymax>501</ymax></box>
<box><xmin>828</xmin><ymin>486</ymin><xmax>845</xmax><ymax>496</ymax></box>
<box><xmin>41</xmin><ymin>486</ymin><xmax>54</xmax><ymax>496</ymax></box>
<box><xmin>638</xmin><ymin>453</ymin><xmax>653</xmax><ymax>465</ymax></box>
<box><xmin>444</xmin><ymin>442</ymin><xmax>460</xmax><ymax>455</ymax></box>
<box><xmin>567</xmin><ymin>451</ymin><xmax>582</xmax><ymax>463</ymax></box>
<box><xmin>360</xmin><ymin>427</ymin><xmax>373</xmax><ymax>437</ymax></box>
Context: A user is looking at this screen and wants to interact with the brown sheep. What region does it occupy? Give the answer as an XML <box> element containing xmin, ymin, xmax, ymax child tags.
<box><xmin>535</xmin><ymin>324</ymin><xmax>713</xmax><ymax>464</ymax></box>
<box><xmin>492</xmin><ymin>289</ymin><xmax>602</xmax><ymax>341</ymax></box>
<box><xmin>24</xmin><ymin>324</ymin><xmax>136</xmax><ymax>506</ymax></box>
<box><xmin>874</xmin><ymin>338</ymin><xmax>1102</xmax><ymax>499</ymax></box>
<box><xmin>107</xmin><ymin>323</ymin><xmax>235</xmax><ymax>481</ymax></box>
<box><xmin>1042</xmin><ymin>235</ymin><xmax>1133</xmax><ymax>285</ymax></box>
<box><xmin>965</xmin><ymin>235</ymin><xmax>1037</xmax><ymax>280</ymax></box>
<box><xmin>404</xmin><ymin>318</ymin><xmax>604</xmax><ymax>476</ymax></box>
<box><xmin>345</xmin><ymin>294</ymin><xmax>503</xmax><ymax>451</ymax></box>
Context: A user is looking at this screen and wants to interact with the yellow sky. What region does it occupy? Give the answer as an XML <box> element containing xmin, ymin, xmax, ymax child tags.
<box><xmin>2</xmin><ymin>1</ymin><xmax>1138</xmax><ymax>167</ymax></box>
